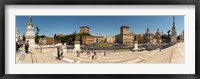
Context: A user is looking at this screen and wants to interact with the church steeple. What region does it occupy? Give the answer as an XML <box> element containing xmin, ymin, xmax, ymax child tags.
<box><xmin>172</xmin><ymin>16</ymin><xmax>176</xmax><ymax>29</ymax></box>
<box><xmin>146</xmin><ymin>28</ymin><xmax>150</xmax><ymax>33</ymax></box>
<box><xmin>170</xmin><ymin>16</ymin><xmax>177</xmax><ymax>44</ymax></box>
<box><xmin>171</xmin><ymin>16</ymin><xmax>177</xmax><ymax>36</ymax></box>
<box><xmin>28</xmin><ymin>16</ymin><xmax>33</xmax><ymax>26</ymax></box>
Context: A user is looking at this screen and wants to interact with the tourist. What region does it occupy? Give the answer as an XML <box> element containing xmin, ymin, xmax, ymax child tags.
<box><xmin>77</xmin><ymin>51</ymin><xmax>80</xmax><ymax>57</ymax></box>
<box><xmin>86</xmin><ymin>51</ymin><xmax>90</xmax><ymax>55</ymax></box>
<box><xmin>92</xmin><ymin>52</ymin><xmax>97</xmax><ymax>59</ymax></box>
<box><xmin>159</xmin><ymin>46</ymin><xmax>162</xmax><ymax>52</ymax></box>
<box><xmin>60</xmin><ymin>44</ymin><xmax>65</xmax><ymax>58</ymax></box>
<box><xmin>24</xmin><ymin>40</ymin><xmax>29</xmax><ymax>53</ymax></box>
<box><xmin>16</xmin><ymin>40</ymin><xmax>20</xmax><ymax>52</ymax></box>
<box><xmin>40</xmin><ymin>45</ymin><xmax>42</xmax><ymax>53</ymax></box>
<box><xmin>91</xmin><ymin>52</ymin><xmax>95</xmax><ymax>59</ymax></box>
<box><xmin>56</xmin><ymin>46</ymin><xmax>61</xmax><ymax>60</ymax></box>
<box><xmin>104</xmin><ymin>51</ymin><xmax>106</xmax><ymax>56</ymax></box>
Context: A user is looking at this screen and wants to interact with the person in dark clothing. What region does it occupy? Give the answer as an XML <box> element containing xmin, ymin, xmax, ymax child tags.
<box><xmin>16</xmin><ymin>40</ymin><xmax>19</xmax><ymax>52</ymax></box>
<box><xmin>92</xmin><ymin>52</ymin><xmax>97</xmax><ymax>59</ymax></box>
<box><xmin>25</xmin><ymin>40</ymin><xmax>29</xmax><ymax>53</ymax></box>
<box><xmin>159</xmin><ymin>46</ymin><xmax>162</xmax><ymax>52</ymax></box>
<box><xmin>77</xmin><ymin>51</ymin><xmax>80</xmax><ymax>57</ymax></box>
<box><xmin>60</xmin><ymin>49</ymin><xmax>64</xmax><ymax>58</ymax></box>
<box><xmin>86</xmin><ymin>51</ymin><xmax>90</xmax><ymax>55</ymax></box>
<box><xmin>57</xmin><ymin>46</ymin><xmax>61</xmax><ymax>60</ymax></box>
<box><xmin>104</xmin><ymin>51</ymin><xmax>106</xmax><ymax>56</ymax></box>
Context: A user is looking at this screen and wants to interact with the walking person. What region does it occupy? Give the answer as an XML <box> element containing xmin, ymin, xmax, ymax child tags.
<box><xmin>159</xmin><ymin>45</ymin><xmax>162</xmax><ymax>52</ymax></box>
<box><xmin>104</xmin><ymin>51</ymin><xmax>106</xmax><ymax>56</ymax></box>
<box><xmin>76</xmin><ymin>51</ymin><xmax>80</xmax><ymax>57</ymax></box>
<box><xmin>16</xmin><ymin>40</ymin><xmax>20</xmax><ymax>52</ymax></box>
<box><xmin>92</xmin><ymin>51</ymin><xmax>97</xmax><ymax>59</ymax></box>
<box><xmin>25</xmin><ymin>40</ymin><xmax>29</xmax><ymax>53</ymax></box>
<box><xmin>60</xmin><ymin>44</ymin><xmax>65</xmax><ymax>58</ymax></box>
<box><xmin>56</xmin><ymin>46</ymin><xmax>61</xmax><ymax>60</ymax></box>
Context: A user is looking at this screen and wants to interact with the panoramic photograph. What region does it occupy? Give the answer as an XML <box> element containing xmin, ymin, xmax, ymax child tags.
<box><xmin>15</xmin><ymin>16</ymin><xmax>184</xmax><ymax>64</ymax></box>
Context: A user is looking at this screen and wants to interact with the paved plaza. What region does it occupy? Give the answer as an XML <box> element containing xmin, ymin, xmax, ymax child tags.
<box><xmin>16</xmin><ymin>43</ymin><xmax>184</xmax><ymax>64</ymax></box>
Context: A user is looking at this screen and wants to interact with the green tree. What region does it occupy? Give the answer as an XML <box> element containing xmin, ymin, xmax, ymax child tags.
<box><xmin>54</xmin><ymin>34</ymin><xmax>57</xmax><ymax>40</ymax></box>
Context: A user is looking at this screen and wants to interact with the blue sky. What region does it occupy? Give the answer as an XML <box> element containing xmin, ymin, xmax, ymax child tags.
<box><xmin>16</xmin><ymin>16</ymin><xmax>184</xmax><ymax>37</ymax></box>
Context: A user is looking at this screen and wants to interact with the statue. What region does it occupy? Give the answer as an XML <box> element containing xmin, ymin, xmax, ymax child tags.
<box><xmin>134</xmin><ymin>35</ymin><xmax>138</xmax><ymax>41</ymax></box>
<box><xmin>74</xmin><ymin>31</ymin><xmax>80</xmax><ymax>51</ymax></box>
<box><xmin>75</xmin><ymin>35</ymin><xmax>80</xmax><ymax>41</ymax></box>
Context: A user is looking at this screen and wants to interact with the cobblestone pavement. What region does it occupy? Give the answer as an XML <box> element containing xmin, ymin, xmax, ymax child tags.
<box><xmin>16</xmin><ymin>43</ymin><xmax>184</xmax><ymax>64</ymax></box>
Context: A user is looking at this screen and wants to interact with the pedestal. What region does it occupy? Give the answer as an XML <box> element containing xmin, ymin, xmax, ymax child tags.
<box><xmin>132</xmin><ymin>41</ymin><xmax>139</xmax><ymax>51</ymax></box>
<box><xmin>74</xmin><ymin>41</ymin><xmax>80</xmax><ymax>51</ymax></box>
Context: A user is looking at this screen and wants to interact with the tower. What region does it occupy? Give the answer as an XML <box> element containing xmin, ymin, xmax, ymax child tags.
<box><xmin>170</xmin><ymin>16</ymin><xmax>177</xmax><ymax>44</ymax></box>
<box><xmin>156</xmin><ymin>28</ymin><xmax>161</xmax><ymax>39</ymax></box>
<box><xmin>145</xmin><ymin>28</ymin><xmax>153</xmax><ymax>43</ymax></box>
<box><xmin>25</xmin><ymin>16</ymin><xmax>36</xmax><ymax>46</ymax></box>
<box><xmin>80</xmin><ymin>26</ymin><xmax>90</xmax><ymax>33</ymax></box>
<box><xmin>120</xmin><ymin>25</ymin><xmax>129</xmax><ymax>34</ymax></box>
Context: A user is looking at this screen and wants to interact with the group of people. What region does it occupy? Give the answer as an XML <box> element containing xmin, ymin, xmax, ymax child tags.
<box><xmin>16</xmin><ymin>40</ymin><xmax>29</xmax><ymax>54</ymax></box>
<box><xmin>77</xmin><ymin>50</ymin><xmax>99</xmax><ymax>59</ymax></box>
<box><xmin>56</xmin><ymin>44</ymin><xmax>66</xmax><ymax>60</ymax></box>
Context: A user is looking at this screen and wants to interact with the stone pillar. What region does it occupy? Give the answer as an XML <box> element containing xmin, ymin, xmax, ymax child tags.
<box><xmin>25</xmin><ymin>16</ymin><xmax>35</xmax><ymax>47</ymax></box>
<box><xmin>74</xmin><ymin>34</ymin><xmax>81</xmax><ymax>51</ymax></box>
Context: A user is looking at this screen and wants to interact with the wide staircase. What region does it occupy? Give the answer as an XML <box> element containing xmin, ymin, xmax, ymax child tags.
<box><xmin>16</xmin><ymin>44</ymin><xmax>181</xmax><ymax>63</ymax></box>
<box><xmin>62</xmin><ymin>49</ymin><xmax>160</xmax><ymax>63</ymax></box>
<box><xmin>16</xmin><ymin>49</ymin><xmax>67</xmax><ymax>63</ymax></box>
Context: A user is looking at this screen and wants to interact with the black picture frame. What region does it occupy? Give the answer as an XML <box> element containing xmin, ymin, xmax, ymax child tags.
<box><xmin>0</xmin><ymin>0</ymin><xmax>199</xmax><ymax>79</ymax></box>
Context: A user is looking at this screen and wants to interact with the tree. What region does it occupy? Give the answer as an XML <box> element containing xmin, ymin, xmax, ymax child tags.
<box><xmin>54</xmin><ymin>34</ymin><xmax>57</xmax><ymax>39</ymax></box>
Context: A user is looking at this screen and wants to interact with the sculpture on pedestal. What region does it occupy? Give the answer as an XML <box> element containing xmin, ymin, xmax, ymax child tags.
<box><xmin>132</xmin><ymin>35</ymin><xmax>139</xmax><ymax>51</ymax></box>
<box><xmin>74</xmin><ymin>32</ymin><xmax>80</xmax><ymax>51</ymax></box>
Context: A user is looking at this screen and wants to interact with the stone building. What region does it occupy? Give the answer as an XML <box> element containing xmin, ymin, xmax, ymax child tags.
<box><xmin>155</xmin><ymin>28</ymin><xmax>161</xmax><ymax>39</ymax></box>
<box><xmin>144</xmin><ymin>28</ymin><xmax>153</xmax><ymax>44</ymax></box>
<box><xmin>115</xmin><ymin>25</ymin><xmax>134</xmax><ymax>45</ymax></box>
<box><xmin>81</xmin><ymin>36</ymin><xmax>95</xmax><ymax>45</ymax></box>
<box><xmin>94</xmin><ymin>35</ymin><xmax>104</xmax><ymax>44</ymax></box>
<box><xmin>105</xmin><ymin>36</ymin><xmax>115</xmax><ymax>43</ymax></box>
<box><xmin>155</xmin><ymin>28</ymin><xmax>162</xmax><ymax>43</ymax></box>
<box><xmin>137</xmin><ymin>34</ymin><xmax>146</xmax><ymax>44</ymax></box>
<box><xmin>42</xmin><ymin>37</ymin><xmax>55</xmax><ymax>45</ymax></box>
<box><xmin>80</xmin><ymin>26</ymin><xmax>90</xmax><ymax>33</ymax></box>
<box><xmin>170</xmin><ymin>16</ymin><xmax>177</xmax><ymax>44</ymax></box>
<box><xmin>80</xmin><ymin>26</ymin><xmax>105</xmax><ymax>45</ymax></box>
